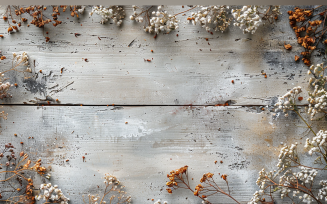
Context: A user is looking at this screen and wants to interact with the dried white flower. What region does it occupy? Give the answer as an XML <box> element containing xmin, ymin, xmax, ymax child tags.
<box><xmin>189</xmin><ymin>5</ymin><xmax>231</xmax><ymax>33</ymax></box>
<box><xmin>90</xmin><ymin>5</ymin><xmax>125</xmax><ymax>25</ymax></box>
<box><xmin>131</xmin><ymin>5</ymin><xmax>179</xmax><ymax>34</ymax></box>
<box><xmin>307</xmin><ymin>63</ymin><xmax>327</xmax><ymax>119</ymax></box>
<box><xmin>36</xmin><ymin>183</ymin><xmax>69</xmax><ymax>204</ymax></box>
<box><xmin>232</xmin><ymin>5</ymin><xmax>281</xmax><ymax>34</ymax></box>
<box><xmin>305</xmin><ymin>130</ymin><xmax>327</xmax><ymax>155</ymax></box>
<box><xmin>274</xmin><ymin>86</ymin><xmax>302</xmax><ymax>115</ymax></box>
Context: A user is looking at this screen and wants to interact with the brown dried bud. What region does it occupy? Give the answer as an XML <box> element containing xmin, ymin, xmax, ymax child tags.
<box><xmin>295</xmin><ymin>55</ymin><xmax>300</xmax><ymax>61</ymax></box>
<box><xmin>284</xmin><ymin>43</ymin><xmax>292</xmax><ymax>50</ymax></box>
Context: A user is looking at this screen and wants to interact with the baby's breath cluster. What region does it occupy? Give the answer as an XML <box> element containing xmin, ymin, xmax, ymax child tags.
<box><xmin>255</xmin><ymin>168</ymin><xmax>276</xmax><ymax>190</ymax></box>
<box><xmin>232</xmin><ymin>6</ymin><xmax>262</xmax><ymax>34</ymax></box>
<box><xmin>274</xmin><ymin>86</ymin><xmax>302</xmax><ymax>117</ymax></box>
<box><xmin>88</xmin><ymin>174</ymin><xmax>131</xmax><ymax>204</ymax></box>
<box><xmin>131</xmin><ymin>5</ymin><xmax>179</xmax><ymax>34</ymax></box>
<box><xmin>232</xmin><ymin>5</ymin><xmax>281</xmax><ymax>34</ymax></box>
<box><xmin>307</xmin><ymin>63</ymin><xmax>327</xmax><ymax>119</ymax></box>
<box><xmin>90</xmin><ymin>6</ymin><xmax>125</xmax><ymax>25</ymax></box>
<box><xmin>154</xmin><ymin>199</ymin><xmax>168</xmax><ymax>204</ymax></box>
<box><xmin>35</xmin><ymin>183</ymin><xmax>70</xmax><ymax>203</ymax></box>
<box><xmin>277</xmin><ymin>143</ymin><xmax>298</xmax><ymax>170</ymax></box>
<box><xmin>188</xmin><ymin>5</ymin><xmax>231</xmax><ymax>32</ymax></box>
<box><xmin>248</xmin><ymin>190</ymin><xmax>264</xmax><ymax>204</ymax></box>
<box><xmin>305</xmin><ymin>130</ymin><xmax>327</xmax><ymax>156</ymax></box>
<box><xmin>318</xmin><ymin>180</ymin><xmax>327</xmax><ymax>201</ymax></box>
<box><xmin>294</xmin><ymin>167</ymin><xmax>318</xmax><ymax>184</ymax></box>
<box><xmin>0</xmin><ymin>52</ymin><xmax>31</xmax><ymax>99</ymax></box>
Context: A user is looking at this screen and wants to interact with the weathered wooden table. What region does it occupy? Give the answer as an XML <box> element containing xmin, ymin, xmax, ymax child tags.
<box><xmin>0</xmin><ymin>5</ymin><xmax>325</xmax><ymax>204</ymax></box>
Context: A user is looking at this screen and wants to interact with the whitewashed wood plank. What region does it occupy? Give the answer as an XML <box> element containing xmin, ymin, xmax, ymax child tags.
<box><xmin>0</xmin><ymin>6</ymin><xmax>317</xmax><ymax>105</ymax></box>
<box><xmin>0</xmin><ymin>105</ymin><xmax>323</xmax><ymax>203</ymax></box>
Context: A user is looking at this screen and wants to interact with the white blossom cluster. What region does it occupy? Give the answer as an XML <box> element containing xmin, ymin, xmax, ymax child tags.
<box><xmin>277</xmin><ymin>143</ymin><xmax>298</xmax><ymax>171</ymax></box>
<box><xmin>231</xmin><ymin>6</ymin><xmax>281</xmax><ymax>34</ymax></box>
<box><xmin>202</xmin><ymin>198</ymin><xmax>209</xmax><ymax>204</ymax></box>
<box><xmin>294</xmin><ymin>167</ymin><xmax>318</xmax><ymax>184</ymax></box>
<box><xmin>305</xmin><ymin>130</ymin><xmax>327</xmax><ymax>155</ymax></box>
<box><xmin>255</xmin><ymin>168</ymin><xmax>276</xmax><ymax>189</ymax></box>
<box><xmin>0</xmin><ymin>52</ymin><xmax>31</xmax><ymax>99</ymax></box>
<box><xmin>318</xmin><ymin>180</ymin><xmax>327</xmax><ymax>201</ymax></box>
<box><xmin>0</xmin><ymin>81</ymin><xmax>11</xmax><ymax>99</ymax></box>
<box><xmin>275</xmin><ymin>86</ymin><xmax>302</xmax><ymax>117</ymax></box>
<box><xmin>189</xmin><ymin>5</ymin><xmax>231</xmax><ymax>32</ymax></box>
<box><xmin>76</xmin><ymin>6</ymin><xmax>86</xmax><ymax>15</ymax></box>
<box><xmin>103</xmin><ymin>174</ymin><xmax>132</xmax><ymax>203</ymax></box>
<box><xmin>104</xmin><ymin>173</ymin><xmax>120</xmax><ymax>185</ymax></box>
<box><xmin>307</xmin><ymin>63</ymin><xmax>327</xmax><ymax>119</ymax></box>
<box><xmin>35</xmin><ymin>183</ymin><xmax>70</xmax><ymax>204</ymax></box>
<box><xmin>87</xmin><ymin>194</ymin><xmax>101</xmax><ymax>204</ymax></box>
<box><xmin>248</xmin><ymin>190</ymin><xmax>264</xmax><ymax>204</ymax></box>
<box><xmin>90</xmin><ymin>6</ymin><xmax>125</xmax><ymax>25</ymax></box>
<box><xmin>154</xmin><ymin>199</ymin><xmax>168</xmax><ymax>204</ymax></box>
<box><xmin>231</xmin><ymin>6</ymin><xmax>262</xmax><ymax>34</ymax></box>
<box><xmin>130</xmin><ymin>5</ymin><xmax>179</xmax><ymax>34</ymax></box>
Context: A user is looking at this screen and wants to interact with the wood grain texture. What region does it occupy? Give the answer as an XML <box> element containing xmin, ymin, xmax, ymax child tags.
<box><xmin>1</xmin><ymin>105</ymin><xmax>325</xmax><ymax>203</ymax></box>
<box><xmin>0</xmin><ymin>5</ymin><xmax>318</xmax><ymax>105</ymax></box>
<box><xmin>0</xmin><ymin>5</ymin><xmax>324</xmax><ymax>204</ymax></box>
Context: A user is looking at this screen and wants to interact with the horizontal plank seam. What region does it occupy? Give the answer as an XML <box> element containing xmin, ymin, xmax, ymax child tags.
<box><xmin>0</xmin><ymin>104</ymin><xmax>308</xmax><ymax>107</ymax></box>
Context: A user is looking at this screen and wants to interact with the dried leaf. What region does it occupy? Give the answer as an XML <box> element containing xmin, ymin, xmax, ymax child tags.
<box><xmin>284</xmin><ymin>43</ymin><xmax>292</xmax><ymax>50</ymax></box>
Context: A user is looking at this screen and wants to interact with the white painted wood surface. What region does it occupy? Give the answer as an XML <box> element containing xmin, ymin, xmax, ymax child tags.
<box><xmin>0</xmin><ymin>5</ymin><xmax>324</xmax><ymax>204</ymax></box>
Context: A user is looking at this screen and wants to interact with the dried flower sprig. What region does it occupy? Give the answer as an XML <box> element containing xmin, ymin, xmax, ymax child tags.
<box><xmin>249</xmin><ymin>137</ymin><xmax>327</xmax><ymax>204</ymax></box>
<box><xmin>188</xmin><ymin>5</ymin><xmax>231</xmax><ymax>33</ymax></box>
<box><xmin>130</xmin><ymin>5</ymin><xmax>190</xmax><ymax>35</ymax></box>
<box><xmin>35</xmin><ymin>183</ymin><xmax>70</xmax><ymax>204</ymax></box>
<box><xmin>0</xmin><ymin>52</ymin><xmax>31</xmax><ymax>100</ymax></box>
<box><xmin>83</xmin><ymin>174</ymin><xmax>131</xmax><ymax>204</ymax></box>
<box><xmin>166</xmin><ymin>166</ymin><xmax>240</xmax><ymax>204</ymax></box>
<box><xmin>3</xmin><ymin>5</ymin><xmax>86</xmax><ymax>41</ymax></box>
<box><xmin>0</xmin><ymin>143</ymin><xmax>49</xmax><ymax>204</ymax></box>
<box><xmin>287</xmin><ymin>6</ymin><xmax>327</xmax><ymax>66</ymax></box>
<box><xmin>274</xmin><ymin>86</ymin><xmax>303</xmax><ymax>118</ymax></box>
<box><xmin>307</xmin><ymin>63</ymin><xmax>327</xmax><ymax>119</ymax></box>
<box><xmin>89</xmin><ymin>6</ymin><xmax>125</xmax><ymax>25</ymax></box>
<box><xmin>232</xmin><ymin>5</ymin><xmax>281</xmax><ymax>34</ymax></box>
<box><xmin>153</xmin><ymin>199</ymin><xmax>168</xmax><ymax>204</ymax></box>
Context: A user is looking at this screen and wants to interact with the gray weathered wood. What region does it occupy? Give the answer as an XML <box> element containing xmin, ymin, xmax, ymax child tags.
<box><xmin>0</xmin><ymin>105</ymin><xmax>325</xmax><ymax>203</ymax></box>
<box><xmin>0</xmin><ymin>6</ymin><xmax>316</xmax><ymax>105</ymax></box>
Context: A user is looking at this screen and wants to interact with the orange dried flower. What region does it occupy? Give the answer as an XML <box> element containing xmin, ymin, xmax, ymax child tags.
<box><xmin>298</xmin><ymin>97</ymin><xmax>303</xmax><ymax>101</ymax></box>
<box><xmin>295</xmin><ymin>55</ymin><xmax>300</xmax><ymax>61</ymax></box>
<box><xmin>0</xmin><ymin>56</ymin><xmax>6</xmax><ymax>60</ymax></box>
<box><xmin>302</xmin><ymin>58</ymin><xmax>311</xmax><ymax>66</ymax></box>
<box><xmin>166</xmin><ymin>188</ymin><xmax>172</xmax><ymax>194</ymax></box>
<box><xmin>284</xmin><ymin>43</ymin><xmax>292</xmax><ymax>50</ymax></box>
<box><xmin>221</xmin><ymin>174</ymin><xmax>227</xmax><ymax>180</ymax></box>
